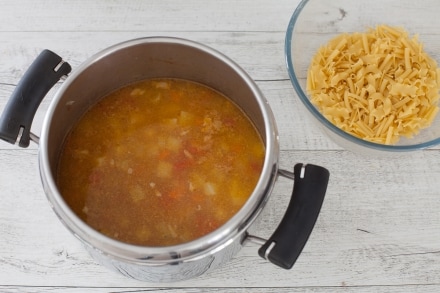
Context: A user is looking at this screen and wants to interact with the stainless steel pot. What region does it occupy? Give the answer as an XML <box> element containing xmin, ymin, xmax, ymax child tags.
<box><xmin>0</xmin><ymin>37</ymin><xmax>329</xmax><ymax>282</ymax></box>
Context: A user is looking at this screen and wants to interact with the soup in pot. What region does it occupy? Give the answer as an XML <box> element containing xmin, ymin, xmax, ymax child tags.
<box><xmin>57</xmin><ymin>78</ymin><xmax>265</xmax><ymax>246</ymax></box>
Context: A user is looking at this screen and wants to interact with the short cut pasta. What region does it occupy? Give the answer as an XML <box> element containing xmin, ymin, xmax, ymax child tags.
<box><xmin>307</xmin><ymin>24</ymin><xmax>440</xmax><ymax>145</ymax></box>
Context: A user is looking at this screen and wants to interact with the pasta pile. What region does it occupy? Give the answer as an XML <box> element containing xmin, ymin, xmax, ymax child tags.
<box><xmin>307</xmin><ymin>25</ymin><xmax>440</xmax><ymax>145</ymax></box>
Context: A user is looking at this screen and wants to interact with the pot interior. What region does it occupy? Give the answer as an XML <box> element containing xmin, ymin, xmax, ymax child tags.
<box><xmin>40</xmin><ymin>37</ymin><xmax>279</xmax><ymax>261</ymax></box>
<box><xmin>46</xmin><ymin>39</ymin><xmax>268</xmax><ymax>172</ymax></box>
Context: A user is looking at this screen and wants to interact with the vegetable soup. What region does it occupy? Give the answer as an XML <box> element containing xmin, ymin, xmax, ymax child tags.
<box><xmin>57</xmin><ymin>78</ymin><xmax>265</xmax><ymax>246</ymax></box>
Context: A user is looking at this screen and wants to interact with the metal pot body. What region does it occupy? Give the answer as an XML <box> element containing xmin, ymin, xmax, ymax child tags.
<box><xmin>0</xmin><ymin>37</ymin><xmax>329</xmax><ymax>282</ymax></box>
<box><xmin>38</xmin><ymin>37</ymin><xmax>280</xmax><ymax>282</ymax></box>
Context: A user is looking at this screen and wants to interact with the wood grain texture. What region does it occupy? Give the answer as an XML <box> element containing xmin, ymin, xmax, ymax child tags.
<box><xmin>0</xmin><ymin>0</ymin><xmax>297</xmax><ymax>33</ymax></box>
<box><xmin>1</xmin><ymin>0</ymin><xmax>440</xmax><ymax>292</ymax></box>
<box><xmin>1</xmin><ymin>286</ymin><xmax>440</xmax><ymax>293</ymax></box>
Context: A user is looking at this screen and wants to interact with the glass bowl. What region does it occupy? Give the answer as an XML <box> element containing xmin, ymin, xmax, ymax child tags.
<box><xmin>286</xmin><ymin>0</ymin><xmax>440</xmax><ymax>153</ymax></box>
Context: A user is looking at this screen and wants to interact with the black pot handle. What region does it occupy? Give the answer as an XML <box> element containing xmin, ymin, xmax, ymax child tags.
<box><xmin>0</xmin><ymin>50</ymin><xmax>71</xmax><ymax>147</ymax></box>
<box><xmin>257</xmin><ymin>163</ymin><xmax>329</xmax><ymax>269</ymax></box>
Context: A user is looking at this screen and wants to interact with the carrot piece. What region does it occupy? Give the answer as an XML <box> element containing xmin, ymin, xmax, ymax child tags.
<box><xmin>158</xmin><ymin>149</ymin><xmax>171</xmax><ymax>159</ymax></box>
<box><xmin>168</xmin><ymin>189</ymin><xmax>182</xmax><ymax>199</ymax></box>
<box><xmin>192</xmin><ymin>193</ymin><xmax>204</xmax><ymax>203</ymax></box>
<box><xmin>170</xmin><ymin>90</ymin><xmax>182</xmax><ymax>102</ymax></box>
<box><xmin>168</xmin><ymin>184</ymin><xmax>186</xmax><ymax>199</ymax></box>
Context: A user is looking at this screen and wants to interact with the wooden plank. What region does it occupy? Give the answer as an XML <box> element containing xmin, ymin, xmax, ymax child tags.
<box><xmin>0</xmin><ymin>0</ymin><xmax>297</xmax><ymax>33</ymax></box>
<box><xmin>1</xmin><ymin>285</ymin><xmax>440</xmax><ymax>293</ymax></box>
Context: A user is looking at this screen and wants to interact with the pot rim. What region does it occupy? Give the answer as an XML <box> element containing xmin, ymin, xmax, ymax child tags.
<box><xmin>39</xmin><ymin>37</ymin><xmax>280</xmax><ymax>264</ymax></box>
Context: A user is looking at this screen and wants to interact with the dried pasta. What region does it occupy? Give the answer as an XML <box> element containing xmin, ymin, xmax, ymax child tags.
<box><xmin>307</xmin><ymin>25</ymin><xmax>440</xmax><ymax>145</ymax></box>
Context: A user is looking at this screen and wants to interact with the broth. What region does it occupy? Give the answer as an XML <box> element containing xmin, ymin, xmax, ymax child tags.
<box><xmin>57</xmin><ymin>78</ymin><xmax>265</xmax><ymax>246</ymax></box>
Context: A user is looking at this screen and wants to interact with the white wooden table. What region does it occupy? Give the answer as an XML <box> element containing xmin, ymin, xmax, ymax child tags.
<box><xmin>1</xmin><ymin>1</ymin><xmax>440</xmax><ymax>292</ymax></box>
